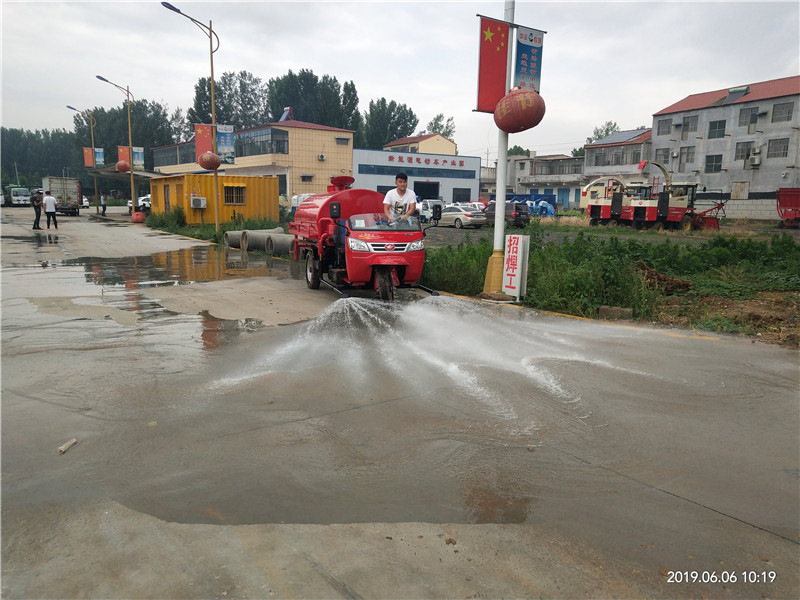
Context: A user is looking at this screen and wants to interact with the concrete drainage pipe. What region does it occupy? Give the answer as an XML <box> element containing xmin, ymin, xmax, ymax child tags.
<box><xmin>241</xmin><ymin>228</ymin><xmax>284</xmax><ymax>252</ymax></box>
<box><xmin>223</xmin><ymin>230</ymin><xmax>245</xmax><ymax>249</ymax></box>
<box><xmin>265</xmin><ymin>233</ymin><xmax>296</xmax><ymax>256</ymax></box>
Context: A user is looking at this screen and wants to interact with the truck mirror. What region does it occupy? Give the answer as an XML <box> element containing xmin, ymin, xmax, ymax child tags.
<box><xmin>431</xmin><ymin>204</ymin><xmax>442</xmax><ymax>220</ymax></box>
<box><xmin>329</xmin><ymin>202</ymin><xmax>341</xmax><ymax>219</ymax></box>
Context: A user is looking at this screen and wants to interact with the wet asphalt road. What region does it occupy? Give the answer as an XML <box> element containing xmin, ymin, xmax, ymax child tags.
<box><xmin>1</xmin><ymin>206</ymin><xmax>798</xmax><ymax>599</ymax></box>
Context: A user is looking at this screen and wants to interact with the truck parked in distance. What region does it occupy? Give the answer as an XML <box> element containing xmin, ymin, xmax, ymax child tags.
<box><xmin>4</xmin><ymin>185</ymin><xmax>31</xmax><ymax>207</ymax></box>
<box><xmin>42</xmin><ymin>177</ymin><xmax>82</xmax><ymax>215</ymax></box>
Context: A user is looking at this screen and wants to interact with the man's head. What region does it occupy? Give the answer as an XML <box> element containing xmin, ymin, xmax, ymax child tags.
<box><xmin>395</xmin><ymin>172</ymin><xmax>408</xmax><ymax>193</ymax></box>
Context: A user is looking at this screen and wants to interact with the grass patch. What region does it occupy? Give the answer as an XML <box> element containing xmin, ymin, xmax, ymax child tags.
<box><xmin>422</xmin><ymin>230</ymin><xmax>799</xmax><ymax>337</ymax></box>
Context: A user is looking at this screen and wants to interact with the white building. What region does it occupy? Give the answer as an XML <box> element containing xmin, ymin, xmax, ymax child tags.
<box><xmin>352</xmin><ymin>148</ymin><xmax>480</xmax><ymax>204</ymax></box>
<box><xmin>651</xmin><ymin>75</ymin><xmax>799</xmax><ymax>219</ymax></box>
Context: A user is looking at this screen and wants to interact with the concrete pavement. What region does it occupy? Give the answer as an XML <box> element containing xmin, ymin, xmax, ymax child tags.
<box><xmin>2</xmin><ymin>205</ymin><xmax>798</xmax><ymax>599</ymax></box>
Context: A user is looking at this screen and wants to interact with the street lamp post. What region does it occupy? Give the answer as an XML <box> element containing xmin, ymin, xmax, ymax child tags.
<box><xmin>96</xmin><ymin>75</ymin><xmax>137</xmax><ymax>219</ymax></box>
<box><xmin>67</xmin><ymin>105</ymin><xmax>100</xmax><ymax>215</ymax></box>
<box><xmin>162</xmin><ymin>1</ymin><xmax>221</xmax><ymax>232</ymax></box>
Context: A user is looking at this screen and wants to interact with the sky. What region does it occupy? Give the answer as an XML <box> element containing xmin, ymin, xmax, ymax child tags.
<box><xmin>2</xmin><ymin>0</ymin><xmax>799</xmax><ymax>164</ymax></box>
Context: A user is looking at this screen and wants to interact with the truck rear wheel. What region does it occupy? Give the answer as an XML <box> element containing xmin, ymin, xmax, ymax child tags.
<box><xmin>305</xmin><ymin>251</ymin><xmax>320</xmax><ymax>289</ymax></box>
<box><xmin>680</xmin><ymin>216</ymin><xmax>692</xmax><ymax>232</ymax></box>
<box><xmin>376</xmin><ymin>267</ymin><xmax>394</xmax><ymax>302</ymax></box>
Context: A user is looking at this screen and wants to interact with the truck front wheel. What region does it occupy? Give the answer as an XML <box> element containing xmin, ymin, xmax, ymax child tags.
<box><xmin>305</xmin><ymin>252</ymin><xmax>320</xmax><ymax>289</ymax></box>
<box><xmin>376</xmin><ymin>267</ymin><xmax>394</xmax><ymax>302</ymax></box>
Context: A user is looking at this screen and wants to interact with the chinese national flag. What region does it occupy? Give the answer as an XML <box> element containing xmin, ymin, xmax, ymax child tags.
<box><xmin>118</xmin><ymin>146</ymin><xmax>130</xmax><ymax>163</ymax></box>
<box><xmin>195</xmin><ymin>124</ymin><xmax>213</xmax><ymax>162</ymax></box>
<box><xmin>477</xmin><ymin>17</ymin><xmax>510</xmax><ymax>113</ymax></box>
<box><xmin>83</xmin><ymin>147</ymin><xmax>95</xmax><ymax>167</ymax></box>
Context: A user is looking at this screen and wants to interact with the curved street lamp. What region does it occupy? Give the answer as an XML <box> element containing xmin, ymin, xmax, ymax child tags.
<box><xmin>162</xmin><ymin>1</ymin><xmax>221</xmax><ymax>231</ymax></box>
<box><xmin>67</xmin><ymin>105</ymin><xmax>100</xmax><ymax>214</ymax></box>
<box><xmin>96</xmin><ymin>75</ymin><xmax>138</xmax><ymax>218</ymax></box>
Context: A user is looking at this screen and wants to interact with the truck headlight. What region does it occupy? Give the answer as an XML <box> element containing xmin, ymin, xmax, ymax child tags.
<box><xmin>408</xmin><ymin>239</ymin><xmax>424</xmax><ymax>251</ymax></box>
<box><xmin>348</xmin><ymin>238</ymin><xmax>370</xmax><ymax>251</ymax></box>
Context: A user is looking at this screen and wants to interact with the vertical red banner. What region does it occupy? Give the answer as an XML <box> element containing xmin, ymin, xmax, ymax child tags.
<box><xmin>118</xmin><ymin>146</ymin><xmax>131</xmax><ymax>163</ymax></box>
<box><xmin>83</xmin><ymin>147</ymin><xmax>95</xmax><ymax>167</ymax></box>
<box><xmin>477</xmin><ymin>17</ymin><xmax>510</xmax><ymax>113</ymax></box>
<box><xmin>195</xmin><ymin>124</ymin><xmax>213</xmax><ymax>162</ymax></box>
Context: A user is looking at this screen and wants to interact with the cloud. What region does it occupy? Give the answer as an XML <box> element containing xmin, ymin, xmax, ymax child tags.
<box><xmin>2</xmin><ymin>0</ymin><xmax>798</xmax><ymax>160</ymax></box>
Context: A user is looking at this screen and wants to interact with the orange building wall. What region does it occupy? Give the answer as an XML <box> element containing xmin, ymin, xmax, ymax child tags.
<box><xmin>149</xmin><ymin>174</ymin><xmax>279</xmax><ymax>225</ymax></box>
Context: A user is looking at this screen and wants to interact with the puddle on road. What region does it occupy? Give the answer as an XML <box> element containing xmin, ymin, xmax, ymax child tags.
<box><xmin>3</xmin><ymin>244</ymin><xmax>305</xmax><ymax>348</ymax></box>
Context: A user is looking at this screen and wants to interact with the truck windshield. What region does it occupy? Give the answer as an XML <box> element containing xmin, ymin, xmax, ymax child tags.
<box><xmin>348</xmin><ymin>212</ymin><xmax>421</xmax><ymax>232</ymax></box>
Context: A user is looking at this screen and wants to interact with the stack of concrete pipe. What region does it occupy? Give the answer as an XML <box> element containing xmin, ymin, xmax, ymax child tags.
<box><xmin>240</xmin><ymin>227</ymin><xmax>285</xmax><ymax>252</ymax></box>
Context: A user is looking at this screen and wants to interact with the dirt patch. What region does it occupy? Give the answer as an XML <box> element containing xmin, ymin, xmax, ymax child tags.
<box><xmin>658</xmin><ymin>291</ymin><xmax>800</xmax><ymax>348</ymax></box>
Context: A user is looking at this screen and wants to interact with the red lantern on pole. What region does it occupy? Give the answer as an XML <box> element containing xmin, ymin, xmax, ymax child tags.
<box><xmin>116</xmin><ymin>160</ymin><xmax>131</xmax><ymax>173</ymax></box>
<box><xmin>198</xmin><ymin>151</ymin><xmax>221</xmax><ymax>171</ymax></box>
<box><xmin>493</xmin><ymin>87</ymin><xmax>546</xmax><ymax>134</ymax></box>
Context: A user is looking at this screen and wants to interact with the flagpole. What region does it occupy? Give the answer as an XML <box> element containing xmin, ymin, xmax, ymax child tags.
<box><xmin>484</xmin><ymin>0</ymin><xmax>515</xmax><ymax>293</ymax></box>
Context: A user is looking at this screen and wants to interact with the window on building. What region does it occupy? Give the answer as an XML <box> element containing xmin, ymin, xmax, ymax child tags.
<box><xmin>738</xmin><ymin>107</ymin><xmax>758</xmax><ymax>127</ymax></box>
<box><xmin>734</xmin><ymin>141</ymin><xmax>754</xmax><ymax>160</ymax></box>
<box><xmin>704</xmin><ymin>154</ymin><xmax>723</xmax><ymax>173</ymax></box>
<box><xmin>654</xmin><ymin>148</ymin><xmax>671</xmax><ymax>163</ymax></box>
<box><xmin>708</xmin><ymin>120</ymin><xmax>726</xmax><ymax>139</ymax></box>
<box><xmin>452</xmin><ymin>188</ymin><xmax>471</xmax><ymax>203</ymax></box>
<box><xmin>656</xmin><ymin>119</ymin><xmax>672</xmax><ymax>135</ymax></box>
<box><xmin>767</xmin><ymin>138</ymin><xmax>789</xmax><ymax>158</ymax></box>
<box><xmin>335</xmin><ymin>137</ymin><xmax>350</xmax><ymax>146</ymax></box>
<box><xmin>234</xmin><ymin>127</ymin><xmax>289</xmax><ymax>157</ymax></box>
<box><xmin>179</xmin><ymin>143</ymin><xmax>196</xmax><ymax>164</ymax></box>
<box><xmin>678</xmin><ymin>146</ymin><xmax>695</xmax><ymax>172</ymax></box>
<box><xmin>301</xmin><ymin>174</ymin><xmax>314</xmax><ymax>183</ymax></box>
<box><xmin>518</xmin><ymin>162</ymin><xmax>526</xmax><ymax>173</ymax></box>
<box><xmin>154</xmin><ymin>147</ymin><xmax>180</xmax><ymax>167</ymax></box>
<box><xmin>681</xmin><ymin>115</ymin><xmax>698</xmax><ymax>141</ymax></box>
<box><xmin>224</xmin><ymin>186</ymin><xmax>246</xmax><ymax>205</ymax></box>
<box><xmin>772</xmin><ymin>102</ymin><xmax>794</xmax><ymax>123</ymax></box>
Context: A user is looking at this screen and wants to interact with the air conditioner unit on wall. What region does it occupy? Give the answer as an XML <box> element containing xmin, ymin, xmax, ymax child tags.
<box><xmin>318</xmin><ymin>153</ymin><xmax>326</xmax><ymax>161</ymax></box>
<box><xmin>671</xmin><ymin>151</ymin><xmax>679</xmax><ymax>158</ymax></box>
<box><xmin>749</xmin><ymin>155</ymin><xmax>761</xmax><ymax>167</ymax></box>
<box><xmin>190</xmin><ymin>196</ymin><xmax>207</xmax><ymax>209</ymax></box>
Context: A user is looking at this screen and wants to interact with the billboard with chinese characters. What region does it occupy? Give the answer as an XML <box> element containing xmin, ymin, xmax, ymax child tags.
<box><xmin>217</xmin><ymin>124</ymin><xmax>235</xmax><ymax>164</ymax></box>
<box><xmin>133</xmin><ymin>147</ymin><xmax>145</xmax><ymax>171</ymax></box>
<box><xmin>503</xmin><ymin>234</ymin><xmax>529</xmax><ymax>299</ymax></box>
<box><xmin>352</xmin><ymin>149</ymin><xmax>480</xmax><ymax>205</ymax></box>
<box><xmin>514</xmin><ymin>27</ymin><xmax>544</xmax><ymax>93</ymax></box>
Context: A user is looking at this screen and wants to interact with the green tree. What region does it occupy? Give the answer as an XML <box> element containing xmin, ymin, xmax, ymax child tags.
<box><xmin>426</xmin><ymin>113</ymin><xmax>455</xmax><ymax>139</ymax></box>
<box><xmin>186</xmin><ymin>76</ymin><xmax>232</xmax><ymax>128</ymax></box>
<box><xmin>508</xmin><ymin>145</ymin><xmax>530</xmax><ymax>157</ymax></box>
<box><xmin>1</xmin><ymin>127</ymin><xmax>78</xmax><ymax>188</ymax></box>
<box><xmin>216</xmin><ymin>70</ymin><xmax>269</xmax><ymax>130</ymax></box>
<box><xmin>341</xmin><ymin>81</ymin><xmax>363</xmax><ymax>143</ymax></box>
<box><xmin>362</xmin><ymin>98</ymin><xmax>418</xmax><ymax>149</ymax></box>
<box><xmin>586</xmin><ymin>120</ymin><xmax>620</xmax><ymax>144</ymax></box>
<box><xmin>571</xmin><ymin>120</ymin><xmax>620</xmax><ymax>157</ymax></box>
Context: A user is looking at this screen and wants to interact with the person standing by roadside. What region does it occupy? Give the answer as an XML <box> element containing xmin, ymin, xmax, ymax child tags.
<box><xmin>100</xmin><ymin>193</ymin><xmax>107</xmax><ymax>216</ymax></box>
<box><xmin>43</xmin><ymin>190</ymin><xmax>58</xmax><ymax>230</ymax></box>
<box><xmin>32</xmin><ymin>191</ymin><xmax>43</xmax><ymax>230</ymax></box>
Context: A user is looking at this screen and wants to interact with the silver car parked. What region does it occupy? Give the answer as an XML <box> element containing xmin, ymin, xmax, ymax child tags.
<box><xmin>437</xmin><ymin>205</ymin><xmax>485</xmax><ymax>229</ymax></box>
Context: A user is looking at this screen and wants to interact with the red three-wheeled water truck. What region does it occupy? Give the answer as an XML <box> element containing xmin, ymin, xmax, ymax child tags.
<box><xmin>290</xmin><ymin>176</ymin><xmax>440</xmax><ymax>301</ymax></box>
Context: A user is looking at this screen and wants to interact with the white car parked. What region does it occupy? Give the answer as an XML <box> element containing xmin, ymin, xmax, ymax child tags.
<box><xmin>128</xmin><ymin>194</ymin><xmax>152</xmax><ymax>214</ymax></box>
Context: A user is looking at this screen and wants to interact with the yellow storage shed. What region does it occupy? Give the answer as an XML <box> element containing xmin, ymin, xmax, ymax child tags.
<box><xmin>149</xmin><ymin>173</ymin><xmax>280</xmax><ymax>225</ymax></box>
